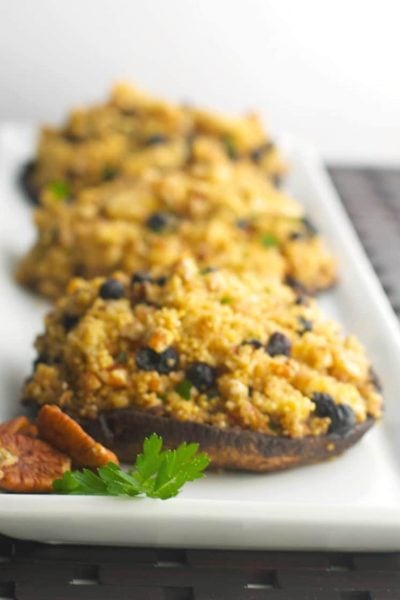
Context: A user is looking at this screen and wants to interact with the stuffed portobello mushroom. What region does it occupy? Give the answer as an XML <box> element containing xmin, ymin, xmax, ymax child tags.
<box><xmin>20</xmin><ymin>82</ymin><xmax>286</xmax><ymax>203</ymax></box>
<box><xmin>21</xmin><ymin>260</ymin><xmax>382</xmax><ymax>472</ymax></box>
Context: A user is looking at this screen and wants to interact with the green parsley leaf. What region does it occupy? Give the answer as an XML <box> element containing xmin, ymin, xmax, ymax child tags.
<box><xmin>220</xmin><ymin>296</ymin><xmax>232</xmax><ymax>305</ymax></box>
<box><xmin>175</xmin><ymin>379</ymin><xmax>192</xmax><ymax>400</ymax></box>
<box><xmin>52</xmin><ymin>433</ymin><xmax>209</xmax><ymax>500</ymax></box>
<box><xmin>260</xmin><ymin>233</ymin><xmax>279</xmax><ymax>248</ymax></box>
<box><xmin>48</xmin><ymin>180</ymin><xmax>71</xmax><ymax>200</ymax></box>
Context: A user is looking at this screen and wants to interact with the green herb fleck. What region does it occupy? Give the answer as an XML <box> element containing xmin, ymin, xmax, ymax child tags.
<box><xmin>48</xmin><ymin>180</ymin><xmax>71</xmax><ymax>200</ymax></box>
<box><xmin>220</xmin><ymin>296</ymin><xmax>232</xmax><ymax>305</ymax></box>
<box><xmin>175</xmin><ymin>379</ymin><xmax>193</xmax><ymax>400</ymax></box>
<box><xmin>53</xmin><ymin>433</ymin><xmax>209</xmax><ymax>500</ymax></box>
<box><xmin>260</xmin><ymin>233</ymin><xmax>279</xmax><ymax>248</ymax></box>
<box><xmin>200</xmin><ymin>267</ymin><xmax>216</xmax><ymax>275</ymax></box>
<box><xmin>223</xmin><ymin>136</ymin><xmax>238</xmax><ymax>160</ymax></box>
<box><xmin>116</xmin><ymin>351</ymin><xmax>127</xmax><ymax>363</ymax></box>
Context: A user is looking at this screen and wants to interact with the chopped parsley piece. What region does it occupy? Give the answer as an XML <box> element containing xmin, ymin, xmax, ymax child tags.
<box><xmin>175</xmin><ymin>379</ymin><xmax>193</xmax><ymax>400</ymax></box>
<box><xmin>223</xmin><ymin>136</ymin><xmax>238</xmax><ymax>159</ymax></box>
<box><xmin>260</xmin><ymin>233</ymin><xmax>279</xmax><ymax>248</ymax></box>
<box><xmin>48</xmin><ymin>180</ymin><xmax>71</xmax><ymax>200</ymax></box>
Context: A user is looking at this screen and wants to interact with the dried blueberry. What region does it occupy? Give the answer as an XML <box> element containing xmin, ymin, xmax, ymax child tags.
<box><xmin>19</xmin><ymin>160</ymin><xmax>39</xmax><ymax>205</ymax></box>
<box><xmin>250</xmin><ymin>141</ymin><xmax>274</xmax><ymax>163</ymax></box>
<box><xmin>99</xmin><ymin>279</ymin><xmax>125</xmax><ymax>300</ymax></box>
<box><xmin>294</xmin><ymin>295</ymin><xmax>308</xmax><ymax>306</ymax></box>
<box><xmin>62</xmin><ymin>313</ymin><xmax>80</xmax><ymax>331</ymax></box>
<box><xmin>155</xmin><ymin>276</ymin><xmax>167</xmax><ymax>286</ymax></box>
<box><xmin>285</xmin><ymin>276</ymin><xmax>307</xmax><ymax>295</ymax></box>
<box><xmin>146</xmin><ymin>134</ymin><xmax>169</xmax><ymax>146</ymax></box>
<box><xmin>136</xmin><ymin>346</ymin><xmax>179</xmax><ymax>374</ymax></box>
<box><xmin>242</xmin><ymin>339</ymin><xmax>263</xmax><ymax>349</ymax></box>
<box><xmin>136</xmin><ymin>347</ymin><xmax>160</xmax><ymax>371</ymax></box>
<box><xmin>33</xmin><ymin>354</ymin><xmax>48</xmax><ymax>369</ymax></box>
<box><xmin>272</xmin><ymin>175</ymin><xmax>282</xmax><ymax>188</ymax></box>
<box><xmin>146</xmin><ymin>212</ymin><xmax>169</xmax><ymax>232</ymax></box>
<box><xmin>236</xmin><ymin>218</ymin><xmax>251</xmax><ymax>230</ymax></box>
<box><xmin>369</xmin><ymin>367</ymin><xmax>382</xmax><ymax>392</ymax></box>
<box><xmin>187</xmin><ymin>362</ymin><xmax>217</xmax><ymax>393</ymax></box>
<box><xmin>298</xmin><ymin>316</ymin><xmax>313</xmax><ymax>335</ymax></box>
<box><xmin>302</xmin><ymin>217</ymin><xmax>318</xmax><ymax>237</ymax></box>
<box><xmin>158</xmin><ymin>347</ymin><xmax>180</xmax><ymax>374</ymax></box>
<box><xmin>288</xmin><ymin>231</ymin><xmax>303</xmax><ymax>241</ymax></box>
<box><xmin>265</xmin><ymin>332</ymin><xmax>291</xmax><ymax>357</ymax></box>
<box><xmin>312</xmin><ymin>392</ymin><xmax>356</xmax><ymax>435</ymax></box>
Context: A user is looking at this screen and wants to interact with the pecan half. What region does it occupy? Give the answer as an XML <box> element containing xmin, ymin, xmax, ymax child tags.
<box><xmin>0</xmin><ymin>432</ymin><xmax>70</xmax><ymax>492</ymax></box>
<box><xmin>0</xmin><ymin>416</ymin><xmax>38</xmax><ymax>437</ymax></box>
<box><xmin>37</xmin><ymin>405</ymin><xmax>119</xmax><ymax>468</ymax></box>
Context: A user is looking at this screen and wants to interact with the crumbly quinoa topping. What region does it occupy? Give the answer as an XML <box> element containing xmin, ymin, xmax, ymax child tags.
<box><xmin>17</xmin><ymin>160</ymin><xmax>336</xmax><ymax>298</ymax></box>
<box><xmin>30</xmin><ymin>82</ymin><xmax>286</xmax><ymax>196</ymax></box>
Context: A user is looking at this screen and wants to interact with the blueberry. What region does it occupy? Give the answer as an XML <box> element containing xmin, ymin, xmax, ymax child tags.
<box><xmin>135</xmin><ymin>347</ymin><xmax>160</xmax><ymax>371</ymax></box>
<box><xmin>136</xmin><ymin>347</ymin><xmax>179</xmax><ymax>374</ymax></box>
<box><xmin>289</xmin><ymin>231</ymin><xmax>303</xmax><ymax>241</ymax></box>
<box><xmin>62</xmin><ymin>313</ymin><xmax>80</xmax><ymax>331</ymax></box>
<box><xmin>272</xmin><ymin>175</ymin><xmax>282</xmax><ymax>188</ymax></box>
<box><xmin>250</xmin><ymin>141</ymin><xmax>274</xmax><ymax>163</ymax></box>
<box><xmin>99</xmin><ymin>279</ymin><xmax>125</xmax><ymax>300</ymax></box>
<box><xmin>265</xmin><ymin>332</ymin><xmax>291</xmax><ymax>357</ymax></box>
<box><xmin>158</xmin><ymin>347</ymin><xmax>180</xmax><ymax>374</ymax></box>
<box><xmin>131</xmin><ymin>271</ymin><xmax>153</xmax><ymax>284</ymax></box>
<box><xmin>33</xmin><ymin>354</ymin><xmax>48</xmax><ymax>369</ymax></box>
<box><xmin>312</xmin><ymin>392</ymin><xmax>356</xmax><ymax>435</ymax></box>
<box><xmin>302</xmin><ymin>217</ymin><xmax>318</xmax><ymax>237</ymax></box>
<box><xmin>146</xmin><ymin>134</ymin><xmax>169</xmax><ymax>146</ymax></box>
<box><xmin>242</xmin><ymin>339</ymin><xmax>263</xmax><ymax>349</ymax></box>
<box><xmin>298</xmin><ymin>316</ymin><xmax>313</xmax><ymax>335</ymax></box>
<box><xmin>285</xmin><ymin>276</ymin><xmax>307</xmax><ymax>295</ymax></box>
<box><xmin>369</xmin><ymin>367</ymin><xmax>382</xmax><ymax>392</ymax></box>
<box><xmin>236</xmin><ymin>218</ymin><xmax>251</xmax><ymax>230</ymax></box>
<box><xmin>154</xmin><ymin>276</ymin><xmax>167</xmax><ymax>286</ymax></box>
<box><xmin>187</xmin><ymin>362</ymin><xmax>216</xmax><ymax>393</ymax></box>
<box><xmin>19</xmin><ymin>160</ymin><xmax>39</xmax><ymax>205</ymax></box>
<box><xmin>294</xmin><ymin>295</ymin><xmax>307</xmax><ymax>306</ymax></box>
<box><xmin>146</xmin><ymin>212</ymin><xmax>169</xmax><ymax>232</ymax></box>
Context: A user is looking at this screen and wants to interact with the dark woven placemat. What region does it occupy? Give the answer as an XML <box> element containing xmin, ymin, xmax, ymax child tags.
<box><xmin>1</xmin><ymin>167</ymin><xmax>399</xmax><ymax>600</ymax></box>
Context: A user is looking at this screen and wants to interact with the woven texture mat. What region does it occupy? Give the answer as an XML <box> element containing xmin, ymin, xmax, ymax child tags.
<box><xmin>0</xmin><ymin>167</ymin><xmax>399</xmax><ymax>600</ymax></box>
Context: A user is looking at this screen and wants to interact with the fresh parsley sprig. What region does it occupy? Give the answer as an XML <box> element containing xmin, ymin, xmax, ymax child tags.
<box><xmin>53</xmin><ymin>434</ymin><xmax>210</xmax><ymax>500</ymax></box>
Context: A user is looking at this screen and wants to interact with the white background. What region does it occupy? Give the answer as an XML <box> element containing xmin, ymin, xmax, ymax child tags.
<box><xmin>0</xmin><ymin>0</ymin><xmax>399</xmax><ymax>162</ymax></box>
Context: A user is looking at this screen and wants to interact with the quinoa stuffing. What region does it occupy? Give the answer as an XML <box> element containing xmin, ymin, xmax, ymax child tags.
<box><xmin>22</xmin><ymin>260</ymin><xmax>382</xmax><ymax>439</ymax></box>
<box><xmin>16</xmin><ymin>160</ymin><xmax>336</xmax><ymax>299</ymax></box>
<box><xmin>25</xmin><ymin>82</ymin><xmax>286</xmax><ymax>200</ymax></box>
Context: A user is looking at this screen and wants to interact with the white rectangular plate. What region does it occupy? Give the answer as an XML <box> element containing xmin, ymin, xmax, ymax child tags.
<box><xmin>1</xmin><ymin>124</ymin><xmax>400</xmax><ymax>550</ymax></box>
